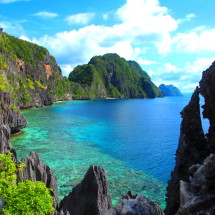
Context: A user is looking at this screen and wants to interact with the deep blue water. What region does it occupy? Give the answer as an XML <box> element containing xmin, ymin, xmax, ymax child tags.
<box><xmin>11</xmin><ymin>95</ymin><xmax>209</xmax><ymax>208</ymax></box>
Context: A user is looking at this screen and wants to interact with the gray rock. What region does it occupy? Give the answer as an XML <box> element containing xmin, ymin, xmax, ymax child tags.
<box><xmin>0</xmin><ymin>89</ymin><xmax>27</xmax><ymax>133</ymax></box>
<box><xmin>165</xmin><ymin>88</ymin><xmax>210</xmax><ymax>215</ymax></box>
<box><xmin>0</xmin><ymin>196</ymin><xmax>4</xmax><ymax>214</ymax></box>
<box><xmin>106</xmin><ymin>193</ymin><xmax>164</xmax><ymax>215</ymax></box>
<box><xmin>59</xmin><ymin>165</ymin><xmax>111</xmax><ymax>215</ymax></box>
<box><xmin>176</xmin><ymin>154</ymin><xmax>215</xmax><ymax>215</ymax></box>
<box><xmin>18</xmin><ymin>151</ymin><xmax>58</xmax><ymax>208</ymax></box>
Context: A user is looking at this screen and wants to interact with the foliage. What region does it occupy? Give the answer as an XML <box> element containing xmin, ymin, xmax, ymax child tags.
<box><xmin>35</xmin><ymin>80</ymin><xmax>47</xmax><ymax>90</ymax></box>
<box><xmin>26</xmin><ymin>78</ymin><xmax>35</xmax><ymax>90</ymax></box>
<box><xmin>69</xmin><ymin>64</ymin><xmax>94</xmax><ymax>86</ymax></box>
<box><xmin>2</xmin><ymin>34</ymin><xmax>47</xmax><ymax>64</ymax></box>
<box><xmin>0</xmin><ymin>56</ymin><xmax>7</xmax><ymax>70</ymax></box>
<box><xmin>0</xmin><ymin>75</ymin><xmax>10</xmax><ymax>92</ymax></box>
<box><xmin>0</xmin><ymin>153</ymin><xmax>54</xmax><ymax>215</ymax></box>
<box><xmin>18</xmin><ymin>75</ymin><xmax>32</xmax><ymax>103</ymax></box>
<box><xmin>69</xmin><ymin>53</ymin><xmax>162</xmax><ymax>98</ymax></box>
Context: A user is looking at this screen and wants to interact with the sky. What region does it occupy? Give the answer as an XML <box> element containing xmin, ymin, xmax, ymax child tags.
<box><xmin>1</xmin><ymin>0</ymin><xmax>215</xmax><ymax>93</ymax></box>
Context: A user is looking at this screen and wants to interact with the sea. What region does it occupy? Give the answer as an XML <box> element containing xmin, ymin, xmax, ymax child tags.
<box><xmin>11</xmin><ymin>94</ymin><xmax>209</xmax><ymax>209</ymax></box>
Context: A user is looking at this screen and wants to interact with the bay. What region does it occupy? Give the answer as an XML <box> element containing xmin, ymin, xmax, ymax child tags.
<box><xmin>11</xmin><ymin>95</ymin><xmax>209</xmax><ymax>209</ymax></box>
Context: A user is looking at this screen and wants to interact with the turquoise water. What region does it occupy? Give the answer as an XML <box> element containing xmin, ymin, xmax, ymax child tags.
<box><xmin>11</xmin><ymin>96</ymin><xmax>209</xmax><ymax>209</ymax></box>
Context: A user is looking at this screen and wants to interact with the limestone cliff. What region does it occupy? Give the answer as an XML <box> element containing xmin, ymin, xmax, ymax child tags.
<box><xmin>0</xmin><ymin>33</ymin><xmax>72</xmax><ymax>109</ymax></box>
<box><xmin>165</xmin><ymin>61</ymin><xmax>215</xmax><ymax>214</ymax></box>
<box><xmin>69</xmin><ymin>54</ymin><xmax>162</xmax><ymax>99</ymax></box>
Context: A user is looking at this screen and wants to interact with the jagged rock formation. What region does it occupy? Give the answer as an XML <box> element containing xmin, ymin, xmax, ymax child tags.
<box><xmin>199</xmin><ymin>61</ymin><xmax>215</xmax><ymax>153</ymax></box>
<box><xmin>166</xmin><ymin>61</ymin><xmax>215</xmax><ymax>215</ymax></box>
<box><xmin>18</xmin><ymin>151</ymin><xmax>58</xmax><ymax>208</ymax></box>
<box><xmin>0</xmin><ymin>89</ymin><xmax>27</xmax><ymax>133</ymax></box>
<box><xmin>159</xmin><ymin>84</ymin><xmax>183</xmax><ymax>96</ymax></box>
<box><xmin>0</xmin><ymin>33</ymin><xmax>72</xmax><ymax>109</ymax></box>
<box><xmin>165</xmin><ymin>88</ymin><xmax>210</xmax><ymax>215</ymax></box>
<box><xmin>106</xmin><ymin>191</ymin><xmax>164</xmax><ymax>215</ymax></box>
<box><xmin>59</xmin><ymin>165</ymin><xmax>112</xmax><ymax>215</ymax></box>
<box><xmin>176</xmin><ymin>154</ymin><xmax>215</xmax><ymax>214</ymax></box>
<box><xmin>69</xmin><ymin>54</ymin><xmax>162</xmax><ymax>99</ymax></box>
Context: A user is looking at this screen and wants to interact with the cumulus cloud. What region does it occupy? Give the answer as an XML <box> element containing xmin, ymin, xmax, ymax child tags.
<box><xmin>31</xmin><ymin>0</ymin><xmax>179</xmax><ymax>77</ymax></box>
<box><xmin>65</xmin><ymin>13</ymin><xmax>95</xmax><ymax>25</ymax></box>
<box><xmin>172</xmin><ymin>28</ymin><xmax>215</xmax><ymax>53</ymax></box>
<box><xmin>0</xmin><ymin>0</ymin><xmax>29</xmax><ymax>3</ymax></box>
<box><xmin>60</xmin><ymin>64</ymin><xmax>74</xmax><ymax>76</ymax></box>
<box><xmin>32</xmin><ymin>11</ymin><xmax>58</xmax><ymax>19</ymax></box>
<box><xmin>150</xmin><ymin>57</ymin><xmax>215</xmax><ymax>93</ymax></box>
<box><xmin>138</xmin><ymin>59</ymin><xmax>157</xmax><ymax>65</ymax></box>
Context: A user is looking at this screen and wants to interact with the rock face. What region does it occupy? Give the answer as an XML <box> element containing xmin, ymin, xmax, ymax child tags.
<box><xmin>159</xmin><ymin>84</ymin><xmax>183</xmax><ymax>96</ymax></box>
<box><xmin>166</xmin><ymin>61</ymin><xmax>215</xmax><ymax>215</ymax></box>
<box><xmin>18</xmin><ymin>151</ymin><xmax>58</xmax><ymax>208</ymax></box>
<box><xmin>199</xmin><ymin>61</ymin><xmax>215</xmax><ymax>153</ymax></box>
<box><xmin>106</xmin><ymin>192</ymin><xmax>164</xmax><ymax>215</ymax></box>
<box><xmin>165</xmin><ymin>88</ymin><xmax>210</xmax><ymax>215</ymax></box>
<box><xmin>59</xmin><ymin>165</ymin><xmax>112</xmax><ymax>215</ymax></box>
<box><xmin>177</xmin><ymin>154</ymin><xmax>215</xmax><ymax>214</ymax></box>
<box><xmin>0</xmin><ymin>33</ymin><xmax>72</xmax><ymax>109</ymax></box>
<box><xmin>69</xmin><ymin>54</ymin><xmax>162</xmax><ymax>99</ymax></box>
<box><xmin>0</xmin><ymin>89</ymin><xmax>27</xmax><ymax>133</ymax></box>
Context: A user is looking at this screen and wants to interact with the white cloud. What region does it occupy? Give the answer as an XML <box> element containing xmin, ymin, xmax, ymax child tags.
<box><xmin>0</xmin><ymin>21</ymin><xmax>26</xmax><ymax>36</ymax></box>
<box><xmin>178</xmin><ymin>13</ymin><xmax>196</xmax><ymax>24</ymax></box>
<box><xmin>172</xmin><ymin>28</ymin><xmax>215</xmax><ymax>53</ymax></box>
<box><xmin>32</xmin><ymin>0</ymin><xmax>179</xmax><ymax>70</ymax></box>
<box><xmin>65</xmin><ymin>13</ymin><xmax>95</xmax><ymax>25</ymax></box>
<box><xmin>32</xmin><ymin>11</ymin><xmax>58</xmax><ymax>19</ymax></box>
<box><xmin>150</xmin><ymin>57</ymin><xmax>215</xmax><ymax>93</ymax></box>
<box><xmin>60</xmin><ymin>64</ymin><xmax>74</xmax><ymax>76</ymax></box>
<box><xmin>138</xmin><ymin>59</ymin><xmax>157</xmax><ymax>65</ymax></box>
<box><xmin>19</xmin><ymin>35</ymin><xmax>30</xmax><ymax>41</ymax></box>
<box><xmin>0</xmin><ymin>0</ymin><xmax>29</xmax><ymax>3</ymax></box>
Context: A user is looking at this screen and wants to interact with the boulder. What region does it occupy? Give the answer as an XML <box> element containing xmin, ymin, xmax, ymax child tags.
<box><xmin>106</xmin><ymin>192</ymin><xmax>164</xmax><ymax>215</ymax></box>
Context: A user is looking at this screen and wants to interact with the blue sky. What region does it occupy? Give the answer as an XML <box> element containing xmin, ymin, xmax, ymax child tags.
<box><xmin>1</xmin><ymin>0</ymin><xmax>215</xmax><ymax>93</ymax></box>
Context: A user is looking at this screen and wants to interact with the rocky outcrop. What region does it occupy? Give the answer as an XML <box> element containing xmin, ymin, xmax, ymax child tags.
<box><xmin>59</xmin><ymin>165</ymin><xmax>111</xmax><ymax>215</ymax></box>
<box><xmin>165</xmin><ymin>88</ymin><xmax>210</xmax><ymax>215</ymax></box>
<box><xmin>106</xmin><ymin>191</ymin><xmax>164</xmax><ymax>215</ymax></box>
<box><xmin>199</xmin><ymin>61</ymin><xmax>215</xmax><ymax>153</ymax></box>
<box><xmin>0</xmin><ymin>33</ymin><xmax>72</xmax><ymax>109</ymax></box>
<box><xmin>0</xmin><ymin>89</ymin><xmax>27</xmax><ymax>133</ymax></box>
<box><xmin>176</xmin><ymin>154</ymin><xmax>215</xmax><ymax>214</ymax></box>
<box><xmin>18</xmin><ymin>152</ymin><xmax>58</xmax><ymax>208</ymax></box>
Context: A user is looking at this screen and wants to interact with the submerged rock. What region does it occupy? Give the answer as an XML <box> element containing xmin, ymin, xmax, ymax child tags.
<box><xmin>165</xmin><ymin>88</ymin><xmax>210</xmax><ymax>215</ymax></box>
<box><xmin>106</xmin><ymin>191</ymin><xmax>164</xmax><ymax>215</ymax></box>
<box><xmin>177</xmin><ymin>154</ymin><xmax>215</xmax><ymax>214</ymax></box>
<box><xmin>18</xmin><ymin>152</ymin><xmax>58</xmax><ymax>208</ymax></box>
<box><xmin>59</xmin><ymin>165</ymin><xmax>111</xmax><ymax>215</ymax></box>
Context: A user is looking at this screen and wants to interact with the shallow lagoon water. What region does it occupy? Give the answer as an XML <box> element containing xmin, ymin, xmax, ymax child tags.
<box><xmin>11</xmin><ymin>96</ymin><xmax>209</xmax><ymax>209</ymax></box>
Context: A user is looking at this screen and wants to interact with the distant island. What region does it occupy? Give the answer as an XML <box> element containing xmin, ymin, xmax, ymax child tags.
<box><xmin>159</xmin><ymin>84</ymin><xmax>183</xmax><ymax>96</ymax></box>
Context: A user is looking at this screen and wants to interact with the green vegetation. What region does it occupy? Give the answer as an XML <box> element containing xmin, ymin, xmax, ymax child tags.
<box><xmin>0</xmin><ymin>57</ymin><xmax>7</xmax><ymax>70</ymax></box>
<box><xmin>0</xmin><ymin>153</ymin><xmax>54</xmax><ymax>215</ymax></box>
<box><xmin>35</xmin><ymin>80</ymin><xmax>47</xmax><ymax>90</ymax></box>
<box><xmin>69</xmin><ymin>53</ymin><xmax>162</xmax><ymax>99</ymax></box>
<box><xmin>26</xmin><ymin>78</ymin><xmax>35</xmax><ymax>90</ymax></box>
<box><xmin>0</xmin><ymin>74</ymin><xmax>10</xmax><ymax>92</ymax></box>
<box><xmin>18</xmin><ymin>75</ymin><xmax>32</xmax><ymax>103</ymax></box>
